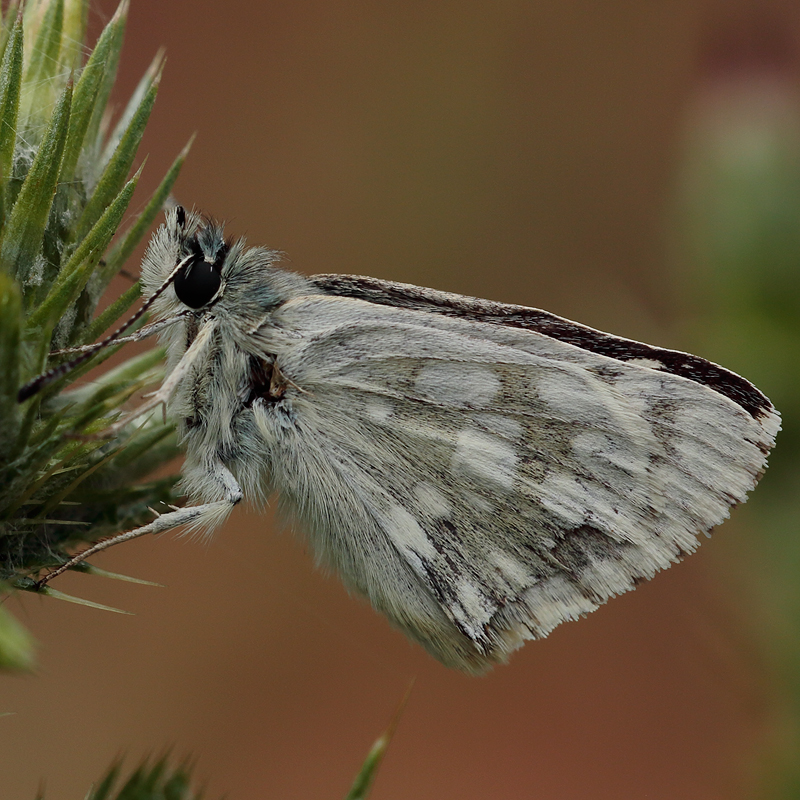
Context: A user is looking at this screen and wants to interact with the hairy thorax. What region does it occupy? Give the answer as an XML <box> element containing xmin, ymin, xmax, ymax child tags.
<box><xmin>171</xmin><ymin>312</ymin><xmax>291</xmax><ymax>505</ymax></box>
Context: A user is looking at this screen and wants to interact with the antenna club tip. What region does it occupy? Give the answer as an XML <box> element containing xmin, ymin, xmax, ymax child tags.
<box><xmin>17</xmin><ymin>381</ymin><xmax>38</xmax><ymax>403</ymax></box>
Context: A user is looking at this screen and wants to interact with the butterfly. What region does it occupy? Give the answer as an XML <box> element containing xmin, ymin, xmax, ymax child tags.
<box><xmin>25</xmin><ymin>205</ymin><xmax>779</xmax><ymax>673</ymax></box>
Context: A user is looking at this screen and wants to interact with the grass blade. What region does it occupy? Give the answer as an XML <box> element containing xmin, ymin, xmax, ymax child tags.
<box><xmin>344</xmin><ymin>685</ymin><xmax>411</xmax><ymax>800</ymax></box>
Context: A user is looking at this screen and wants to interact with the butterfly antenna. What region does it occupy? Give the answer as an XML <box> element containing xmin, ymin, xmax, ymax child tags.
<box><xmin>17</xmin><ymin>256</ymin><xmax>191</xmax><ymax>403</ymax></box>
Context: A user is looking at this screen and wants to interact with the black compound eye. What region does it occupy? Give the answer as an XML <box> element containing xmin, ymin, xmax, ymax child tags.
<box><xmin>174</xmin><ymin>255</ymin><xmax>222</xmax><ymax>308</ymax></box>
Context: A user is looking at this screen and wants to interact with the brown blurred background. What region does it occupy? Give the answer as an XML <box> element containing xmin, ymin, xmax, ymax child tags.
<box><xmin>3</xmin><ymin>1</ymin><xmax>800</xmax><ymax>798</ymax></box>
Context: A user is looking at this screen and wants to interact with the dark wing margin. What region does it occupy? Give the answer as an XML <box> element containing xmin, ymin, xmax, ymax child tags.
<box><xmin>310</xmin><ymin>274</ymin><xmax>774</xmax><ymax>422</ymax></box>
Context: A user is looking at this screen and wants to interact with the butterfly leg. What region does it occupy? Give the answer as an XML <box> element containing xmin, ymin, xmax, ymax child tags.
<box><xmin>34</xmin><ymin>461</ymin><xmax>243</xmax><ymax>589</ymax></box>
<box><xmin>92</xmin><ymin>318</ymin><xmax>217</xmax><ymax>439</ymax></box>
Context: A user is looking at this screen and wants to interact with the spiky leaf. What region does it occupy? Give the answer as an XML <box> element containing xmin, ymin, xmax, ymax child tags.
<box><xmin>0</xmin><ymin>0</ymin><xmax>187</xmax><ymax>660</ymax></box>
<box><xmin>0</xmin><ymin>596</ymin><xmax>35</xmax><ymax>671</ymax></box>
<box><xmin>0</xmin><ymin>10</ymin><xmax>23</xmax><ymax>223</ymax></box>
<box><xmin>0</xmin><ymin>80</ymin><xmax>70</xmax><ymax>284</ymax></box>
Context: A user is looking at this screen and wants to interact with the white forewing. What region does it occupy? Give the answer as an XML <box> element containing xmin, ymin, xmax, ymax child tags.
<box><xmin>127</xmin><ymin>210</ymin><xmax>777</xmax><ymax>673</ymax></box>
<box><xmin>241</xmin><ymin>293</ymin><xmax>778</xmax><ymax>672</ymax></box>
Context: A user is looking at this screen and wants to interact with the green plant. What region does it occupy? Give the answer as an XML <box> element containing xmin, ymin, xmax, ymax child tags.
<box><xmin>0</xmin><ymin>0</ymin><xmax>190</xmax><ymax>668</ymax></box>
<box><xmin>0</xmin><ymin>3</ymin><xmax>398</xmax><ymax>796</ymax></box>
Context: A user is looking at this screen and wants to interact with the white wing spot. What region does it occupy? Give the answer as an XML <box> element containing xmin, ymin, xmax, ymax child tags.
<box><xmin>453</xmin><ymin>428</ymin><xmax>518</xmax><ymax>491</ymax></box>
<box><xmin>489</xmin><ymin>550</ymin><xmax>531</xmax><ymax>590</ymax></box>
<box><xmin>385</xmin><ymin>504</ymin><xmax>437</xmax><ymax>560</ymax></box>
<box><xmin>415</xmin><ymin>363</ymin><xmax>499</xmax><ymax>409</ymax></box>
<box><xmin>414</xmin><ymin>482</ymin><xmax>452</xmax><ymax>518</ymax></box>
<box><xmin>366</xmin><ymin>399</ymin><xmax>393</xmax><ymax>422</ymax></box>
<box><xmin>453</xmin><ymin>578</ymin><xmax>495</xmax><ymax>634</ymax></box>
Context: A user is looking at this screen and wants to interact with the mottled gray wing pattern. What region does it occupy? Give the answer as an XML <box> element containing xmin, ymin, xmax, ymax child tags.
<box><xmin>311</xmin><ymin>274</ymin><xmax>773</xmax><ymax>418</ymax></box>
<box><xmin>251</xmin><ymin>288</ymin><xmax>778</xmax><ymax>672</ymax></box>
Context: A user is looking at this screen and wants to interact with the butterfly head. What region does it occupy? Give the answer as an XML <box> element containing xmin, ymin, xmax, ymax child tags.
<box><xmin>17</xmin><ymin>206</ymin><xmax>290</xmax><ymax>403</ymax></box>
<box><xmin>162</xmin><ymin>205</ymin><xmax>229</xmax><ymax>310</ymax></box>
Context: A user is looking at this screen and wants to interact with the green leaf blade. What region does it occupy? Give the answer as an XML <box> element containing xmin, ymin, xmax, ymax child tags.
<box><xmin>344</xmin><ymin>688</ymin><xmax>410</xmax><ymax>800</ymax></box>
<box><xmin>60</xmin><ymin>0</ymin><xmax>88</xmax><ymax>74</ymax></box>
<box><xmin>0</xmin><ymin>600</ymin><xmax>36</xmax><ymax>671</ymax></box>
<box><xmin>74</xmin><ymin>54</ymin><xmax>160</xmax><ymax>244</ymax></box>
<box><xmin>0</xmin><ymin>272</ymin><xmax>22</xmax><ymax>459</ymax></box>
<box><xmin>0</xmin><ymin>2</ymin><xmax>21</xmax><ymax>59</ymax></box>
<box><xmin>0</xmin><ymin>11</ymin><xmax>23</xmax><ymax>207</ymax></box>
<box><xmin>80</xmin><ymin>2</ymin><xmax>127</xmax><ymax>185</ymax></box>
<box><xmin>0</xmin><ymin>80</ymin><xmax>71</xmax><ymax>284</ymax></box>
<box><xmin>86</xmin><ymin>758</ymin><xmax>202</xmax><ymax>800</ymax></box>
<box><xmin>0</xmin><ymin>0</ymin><xmax>185</xmax><ymax>610</ymax></box>
<box><xmin>58</xmin><ymin>0</ymin><xmax>127</xmax><ymax>186</ymax></box>
<box><xmin>100</xmin><ymin>45</ymin><xmax>162</xmax><ymax>168</ymax></box>
<box><xmin>79</xmin><ymin>280</ymin><xmax>141</xmax><ymax>345</ymax></box>
<box><xmin>97</xmin><ymin>133</ymin><xmax>193</xmax><ymax>292</ymax></box>
<box><xmin>19</xmin><ymin>0</ymin><xmax>64</xmax><ymax>129</ymax></box>
<box><xmin>33</xmin><ymin>585</ymin><xmax>132</xmax><ymax>614</ymax></box>
<box><xmin>25</xmin><ymin>166</ymin><xmax>141</xmax><ymax>337</ymax></box>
